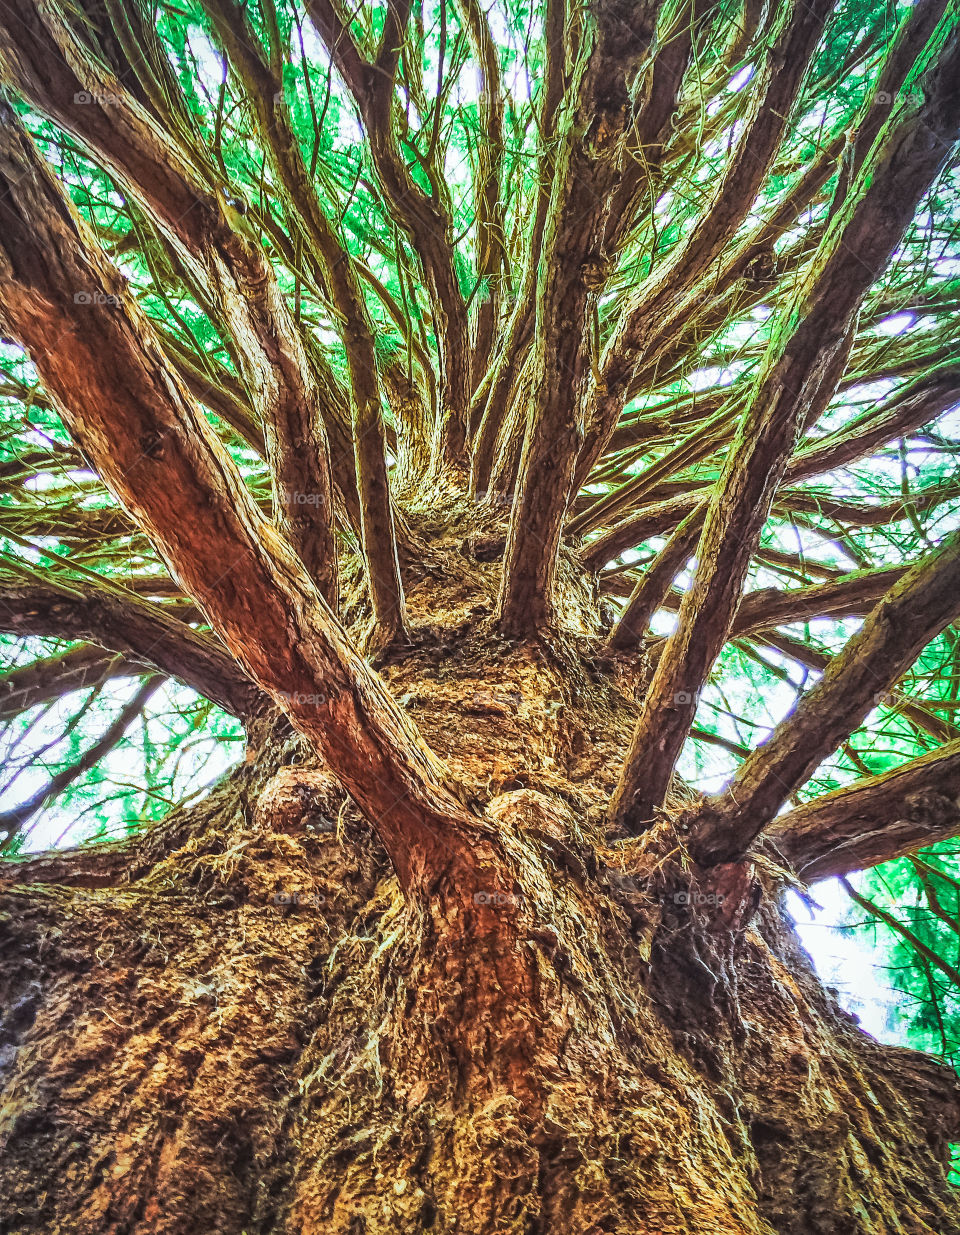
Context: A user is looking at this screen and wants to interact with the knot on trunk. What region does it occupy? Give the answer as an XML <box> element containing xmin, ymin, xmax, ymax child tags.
<box><xmin>254</xmin><ymin>767</ymin><xmax>343</xmax><ymax>835</ymax></box>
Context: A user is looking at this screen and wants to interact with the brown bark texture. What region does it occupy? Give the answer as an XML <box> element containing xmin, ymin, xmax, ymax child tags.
<box><xmin>2</xmin><ymin>532</ymin><xmax>959</xmax><ymax>1235</ymax></box>
<box><xmin>0</xmin><ymin>0</ymin><xmax>959</xmax><ymax>1230</ymax></box>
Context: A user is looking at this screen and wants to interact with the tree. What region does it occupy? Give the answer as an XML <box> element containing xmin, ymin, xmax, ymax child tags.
<box><xmin>1</xmin><ymin>0</ymin><xmax>960</xmax><ymax>1229</ymax></box>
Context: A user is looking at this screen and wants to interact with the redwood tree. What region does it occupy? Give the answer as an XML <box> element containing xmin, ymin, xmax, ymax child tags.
<box><xmin>1</xmin><ymin>0</ymin><xmax>960</xmax><ymax>1230</ymax></box>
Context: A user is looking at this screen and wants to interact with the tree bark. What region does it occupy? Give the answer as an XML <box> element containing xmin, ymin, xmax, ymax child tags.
<box><xmin>2</xmin><ymin>648</ymin><xmax>959</xmax><ymax>1234</ymax></box>
<box><xmin>1</xmin><ymin>3</ymin><xmax>960</xmax><ymax>1230</ymax></box>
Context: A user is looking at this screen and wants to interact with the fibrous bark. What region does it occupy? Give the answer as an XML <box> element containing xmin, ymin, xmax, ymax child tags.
<box><xmin>1</xmin><ymin>1</ymin><xmax>960</xmax><ymax>1230</ymax></box>
<box><xmin>2</xmin><ymin>552</ymin><xmax>958</xmax><ymax>1233</ymax></box>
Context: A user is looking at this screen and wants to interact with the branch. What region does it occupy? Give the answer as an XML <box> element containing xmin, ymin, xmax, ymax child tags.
<box><xmin>780</xmin><ymin>484</ymin><xmax>960</xmax><ymax>530</ymax></box>
<box><xmin>749</xmin><ymin>630</ymin><xmax>959</xmax><ymax>746</ymax></box>
<box><xmin>455</xmin><ymin>0</ymin><xmax>508</xmax><ymax>377</ymax></box>
<box><xmin>497</xmin><ymin>0</ymin><xmax>660</xmax><ymax>635</ymax></box>
<box><xmin>582</xmin><ymin>18</ymin><xmax>959</xmax><ymax>487</ymax></box>
<box><xmin>584</xmin><ymin>492</ymin><xmax>703</xmax><ymax>571</ymax></box>
<box><xmin>582</xmin><ymin>370</ymin><xmax>960</xmax><ymax>569</ymax></box>
<box><xmin>587</xmin><ymin>0</ymin><xmax>833</xmax><ymax>475</ymax></box>
<box><xmin>468</xmin><ymin>0</ymin><xmax>568</xmax><ymax>486</ymax></box>
<box><xmin>200</xmin><ymin>0</ymin><xmax>405</xmax><ymax>646</ymax></box>
<box><xmin>0</xmin><ymin>105</ymin><xmax>485</xmax><ymax>891</ymax></box>
<box><xmin>848</xmin><ymin>0</ymin><xmax>953</xmax><ymax>178</ymax></box>
<box><xmin>615</xmin><ymin>548</ymin><xmax>933</xmax><ymax>660</ymax></box>
<box><xmin>608</xmin><ymin>22</ymin><xmax>960</xmax><ymax>832</ymax></box>
<box><xmin>306</xmin><ymin>0</ymin><xmax>472</xmax><ymax>461</ymax></box>
<box><xmin>0</xmin><ymin>0</ymin><xmax>342</xmax><ymax>603</ymax></box>
<box><xmin>767</xmin><ymin>739</ymin><xmax>960</xmax><ymax>882</ymax></box>
<box><xmin>157</xmin><ymin>333</ymin><xmax>266</xmax><ymax>453</ymax></box>
<box><xmin>0</xmin><ymin>645</ymin><xmax>148</xmax><ymax>721</ymax></box>
<box><xmin>603</xmin><ymin>139</ymin><xmax>840</xmax><ymax>427</ymax></box>
<box><xmin>730</xmin><ymin>565</ymin><xmax>908</xmax><ymax>637</ymax></box>
<box><xmin>605</xmin><ymin>504</ymin><xmax>705</xmax><ymax>651</ymax></box>
<box><xmin>599</xmin><ymin>0</ymin><xmax>721</xmax><ymax>257</ymax></box>
<box><xmin>694</xmin><ymin>522</ymin><xmax>960</xmax><ymax>865</ymax></box>
<box><xmin>0</xmin><ymin>575</ymin><xmax>260</xmax><ymax>718</ymax></box>
<box><xmin>571</xmin><ymin>402</ymin><xmax>734</xmax><ymax>537</ymax></box>
<box><xmin>840</xmin><ymin>877</ymin><xmax>960</xmax><ymax>990</ymax></box>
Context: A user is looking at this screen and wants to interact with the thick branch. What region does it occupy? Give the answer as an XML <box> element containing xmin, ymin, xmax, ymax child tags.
<box><xmin>848</xmin><ymin>0</ymin><xmax>953</xmax><ymax>177</ymax></box>
<box><xmin>730</xmin><ymin>565</ymin><xmax>908</xmax><ymax>638</ymax></box>
<box><xmin>455</xmin><ymin>0</ymin><xmax>508</xmax><ymax>377</ymax></box>
<box><xmin>605</xmin><ymin>505</ymin><xmax>705</xmax><ymax>651</ymax></box>
<box><xmin>0</xmin><ymin>644</ymin><xmax>148</xmax><ymax>721</ymax></box>
<box><xmin>767</xmin><ymin>738</ymin><xmax>960</xmax><ymax>882</ymax></box>
<box><xmin>497</xmin><ymin>0</ymin><xmax>659</xmax><ymax>635</ymax></box>
<box><xmin>306</xmin><ymin>0</ymin><xmax>472</xmax><ymax>461</ymax></box>
<box><xmin>694</xmin><ymin>523</ymin><xmax>960</xmax><ymax>865</ymax></box>
<box><xmin>200</xmin><ymin>0</ymin><xmax>405</xmax><ymax>644</ymax></box>
<box><xmin>589</xmin><ymin>0</ymin><xmax>833</xmax><ymax>473</ymax></box>
<box><xmin>599</xmin><ymin>0</ymin><xmax>721</xmax><ymax>257</ymax></box>
<box><xmin>0</xmin><ymin>106</ymin><xmax>486</xmax><ymax>891</ymax></box>
<box><xmin>0</xmin><ymin>576</ymin><xmax>260</xmax><ymax>718</ymax></box>
<box><xmin>0</xmin><ymin>0</ymin><xmax>341</xmax><ymax>602</ymax></box>
<box><xmin>582</xmin><ymin>371</ymin><xmax>960</xmax><ymax>569</ymax></box>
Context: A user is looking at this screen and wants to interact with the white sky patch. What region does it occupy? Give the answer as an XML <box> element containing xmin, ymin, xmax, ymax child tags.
<box><xmin>297</xmin><ymin>12</ymin><xmax>330</xmax><ymax>69</ymax></box>
<box><xmin>1</xmin><ymin>680</ymin><xmax>242</xmax><ymax>852</ymax></box>
<box><xmin>871</xmin><ymin>312</ymin><xmax>918</xmax><ymax>336</ymax></box>
<box><xmin>788</xmin><ymin>883</ymin><xmax>904</xmax><ymax>1042</ymax></box>
<box><xmin>184</xmin><ymin>27</ymin><xmax>228</xmax><ymax>99</ymax></box>
<box><xmin>688</xmin><ymin>366</ymin><xmax>732</xmax><ymax>391</ymax></box>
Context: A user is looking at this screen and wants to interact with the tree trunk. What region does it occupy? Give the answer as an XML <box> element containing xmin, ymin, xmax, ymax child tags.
<box><xmin>2</xmin><ymin>543</ymin><xmax>958</xmax><ymax>1234</ymax></box>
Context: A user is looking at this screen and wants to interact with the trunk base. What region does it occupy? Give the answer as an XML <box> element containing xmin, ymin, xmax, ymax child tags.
<box><xmin>2</xmin><ymin>740</ymin><xmax>957</xmax><ymax>1234</ymax></box>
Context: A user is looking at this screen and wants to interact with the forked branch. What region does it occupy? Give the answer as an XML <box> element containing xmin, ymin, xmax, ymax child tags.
<box><xmin>694</xmin><ymin>524</ymin><xmax>960</xmax><ymax>865</ymax></box>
